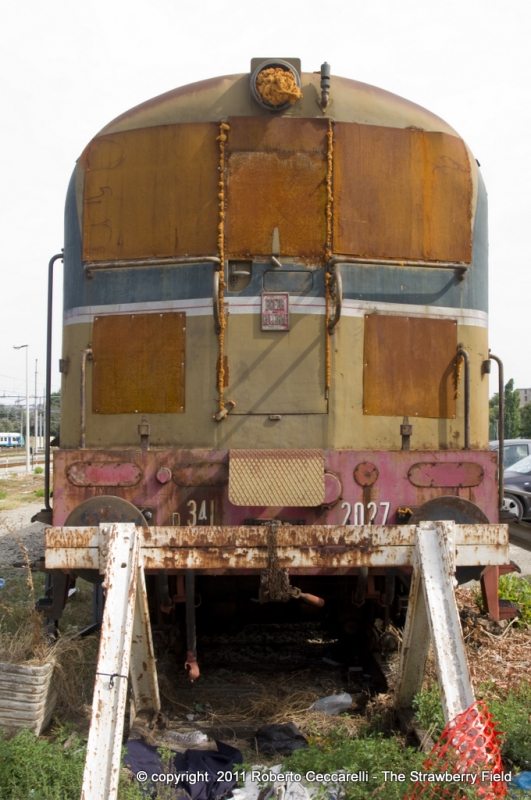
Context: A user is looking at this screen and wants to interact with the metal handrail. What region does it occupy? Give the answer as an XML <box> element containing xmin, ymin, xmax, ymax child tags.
<box><xmin>44</xmin><ymin>252</ymin><xmax>63</xmax><ymax>512</ymax></box>
<box><xmin>84</xmin><ymin>255</ymin><xmax>220</xmax><ymax>276</ymax></box>
<box><xmin>457</xmin><ymin>346</ymin><xmax>470</xmax><ymax>450</ymax></box>
<box><xmin>328</xmin><ymin>254</ymin><xmax>468</xmax><ymax>280</ymax></box>
<box><xmin>213</xmin><ymin>271</ymin><xmax>221</xmax><ymax>334</ymax></box>
<box><xmin>489</xmin><ymin>352</ymin><xmax>505</xmax><ymax>510</ymax></box>
<box><xmin>80</xmin><ymin>346</ymin><xmax>93</xmax><ymax>449</ymax></box>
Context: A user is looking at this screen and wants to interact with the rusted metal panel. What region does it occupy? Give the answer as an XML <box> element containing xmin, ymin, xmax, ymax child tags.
<box><xmin>44</xmin><ymin>523</ymin><xmax>509</xmax><ymax>573</ymax></box>
<box><xmin>408</xmin><ymin>462</ymin><xmax>484</xmax><ymax>488</ymax></box>
<box><xmin>229</xmin><ymin>449</ymin><xmax>325</xmax><ymax>507</ymax></box>
<box><xmin>173</xmin><ymin>462</ymin><xmax>228</xmax><ymax>487</ymax></box>
<box><xmin>81</xmin><ymin>123</ymin><xmax>219</xmax><ymax>261</ymax></box>
<box><xmin>67</xmin><ymin>461</ymin><xmax>142</xmax><ymax>487</ymax></box>
<box><xmin>43</xmin><ymin>540</ymin><xmax>509</xmax><ymax>572</ymax></box>
<box><xmin>333</xmin><ymin>123</ymin><xmax>472</xmax><ymax>263</ymax></box>
<box><xmin>226</xmin><ymin>117</ymin><xmax>328</xmax><ymax>257</ymax></box>
<box><xmin>92</xmin><ymin>312</ymin><xmax>185</xmax><ymax>414</ymax></box>
<box><xmin>44</xmin><ymin>523</ymin><xmax>509</xmax><ymax>550</ymax></box>
<box><xmin>363</xmin><ymin>315</ymin><xmax>457</xmax><ymax>418</ymax></box>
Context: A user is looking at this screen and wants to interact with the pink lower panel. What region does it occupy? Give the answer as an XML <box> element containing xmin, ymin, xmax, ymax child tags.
<box><xmin>52</xmin><ymin>448</ymin><xmax>499</xmax><ymax>527</ymax></box>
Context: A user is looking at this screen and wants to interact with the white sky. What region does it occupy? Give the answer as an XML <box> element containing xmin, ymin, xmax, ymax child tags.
<box><xmin>1</xmin><ymin>0</ymin><xmax>529</xmax><ymax>404</ymax></box>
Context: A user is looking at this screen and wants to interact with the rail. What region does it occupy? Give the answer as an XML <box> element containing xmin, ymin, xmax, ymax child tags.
<box><xmin>84</xmin><ymin>255</ymin><xmax>221</xmax><ymax>277</ymax></box>
<box><xmin>213</xmin><ymin>270</ymin><xmax>221</xmax><ymax>334</ymax></box>
<box><xmin>457</xmin><ymin>345</ymin><xmax>470</xmax><ymax>449</ymax></box>
<box><xmin>328</xmin><ymin>254</ymin><xmax>469</xmax><ymax>280</ymax></box>
<box><xmin>44</xmin><ymin>252</ymin><xmax>63</xmax><ymax>512</ymax></box>
<box><xmin>489</xmin><ymin>352</ymin><xmax>505</xmax><ymax>510</ymax></box>
<box><xmin>80</xmin><ymin>346</ymin><xmax>93</xmax><ymax>449</ymax></box>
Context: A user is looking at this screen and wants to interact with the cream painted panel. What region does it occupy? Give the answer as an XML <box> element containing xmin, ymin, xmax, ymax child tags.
<box><xmin>226</xmin><ymin>312</ymin><xmax>327</xmax><ymax>414</ymax></box>
<box><xmin>60</xmin><ymin>314</ymin><xmax>488</xmax><ymax>451</ymax></box>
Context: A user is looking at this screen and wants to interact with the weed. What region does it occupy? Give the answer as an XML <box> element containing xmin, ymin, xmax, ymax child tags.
<box><xmin>285</xmin><ymin>725</ymin><xmax>427</xmax><ymax>799</ymax></box>
<box><xmin>412</xmin><ymin>684</ymin><xmax>445</xmax><ymax>736</ymax></box>
<box><xmin>34</xmin><ymin>466</ymin><xmax>44</xmax><ymax>474</ymax></box>
<box><xmin>486</xmin><ymin>682</ymin><xmax>531</xmax><ymax>769</ymax></box>
<box><xmin>0</xmin><ymin>726</ymin><xmax>144</xmax><ymax>799</ymax></box>
<box><xmin>0</xmin><ymin>727</ymin><xmax>85</xmax><ymax>799</ymax></box>
<box><xmin>0</xmin><ymin>491</ymin><xmax>6</xmax><ymax>501</ymax></box>
<box><xmin>34</xmin><ymin>488</ymin><xmax>45</xmax><ymax>497</ymax></box>
<box><xmin>498</xmin><ymin>574</ymin><xmax>531</xmax><ymax>624</ymax></box>
<box><xmin>413</xmin><ymin>682</ymin><xmax>531</xmax><ymax>769</ymax></box>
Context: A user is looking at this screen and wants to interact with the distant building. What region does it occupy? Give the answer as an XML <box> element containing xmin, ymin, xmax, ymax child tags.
<box><xmin>518</xmin><ymin>388</ymin><xmax>531</xmax><ymax>406</ymax></box>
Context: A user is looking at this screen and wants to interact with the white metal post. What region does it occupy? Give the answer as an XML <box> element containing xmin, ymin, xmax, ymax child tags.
<box><xmin>394</xmin><ymin>521</ymin><xmax>475</xmax><ymax>723</ymax></box>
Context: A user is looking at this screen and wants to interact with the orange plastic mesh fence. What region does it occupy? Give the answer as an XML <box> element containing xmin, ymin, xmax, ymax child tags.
<box><xmin>404</xmin><ymin>701</ymin><xmax>506</xmax><ymax>798</ymax></box>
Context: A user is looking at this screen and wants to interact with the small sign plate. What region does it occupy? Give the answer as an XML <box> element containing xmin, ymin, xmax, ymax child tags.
<box><xmin>261</xmin><ymin>292</ymin><xmax>290</xmax><ymax>331</ymax></box>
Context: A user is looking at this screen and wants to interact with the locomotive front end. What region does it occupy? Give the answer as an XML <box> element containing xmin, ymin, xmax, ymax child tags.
<box><xmin>45</xmin><ymin>59</ymin><xmax>514</xmax><ymax>670</ymax></box>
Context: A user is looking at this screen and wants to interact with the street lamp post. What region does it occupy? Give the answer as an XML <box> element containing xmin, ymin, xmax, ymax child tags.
<box><xmin>13</xmin><ymin>345</ymin><xmax>30</xmax><ymax>473</ymax></box>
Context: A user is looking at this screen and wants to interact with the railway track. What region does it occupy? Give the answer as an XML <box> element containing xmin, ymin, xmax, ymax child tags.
<box><xmin>0</xmin><ymin>455</ymin><xmax>45</xmax><ymax>470</ymax></box>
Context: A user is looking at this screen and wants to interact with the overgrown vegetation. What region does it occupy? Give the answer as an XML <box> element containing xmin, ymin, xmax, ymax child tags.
<box><xmin>413</xmin><ymin>682</ymin><xmax>531</xmax><ymax>770</ymax></box>
<box><xmin>489</xmin><ymin>378</ymin><xmax>530</xmax><ymax>439</ymax></box>
<box><xmin>284</xmin><ymin>723</ymin><xmax>484</xmax><ymax>799</ymax></box>
<box><xmin>0</xmin><ymin>727</ymin><xmax>145</xmax><ymax>799</ymax></box>
<box><xmin>0</xmin><ymin>390</ymin><xmax>60</xmax><ymax>437</ymax></box>
<box><xmin>498</xmin><ymin>574</ymin><xmax>531</xmax><ymax>624</ymax></box>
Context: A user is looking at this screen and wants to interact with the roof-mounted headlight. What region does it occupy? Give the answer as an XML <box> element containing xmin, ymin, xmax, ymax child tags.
<box><xmin>250</xmin><ymin>58</ymin><xmax>302</xmax><ymax>111</ymax></box>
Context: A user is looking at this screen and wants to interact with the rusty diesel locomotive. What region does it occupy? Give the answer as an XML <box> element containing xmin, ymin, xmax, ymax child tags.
<box><xmin>42</xmin><ymin>59</ymin><xmax>513</xmax><ymax>671</ymax></box>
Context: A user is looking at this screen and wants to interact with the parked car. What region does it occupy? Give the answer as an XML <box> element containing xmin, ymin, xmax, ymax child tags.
<box><xmin>490</xmin><ymin>439</ymin><xmax>531</xmax><ymax>469</ymax></box>
<box><xmin>502</xmin><ymin>453</ymin><xmax>531</xmax><ymax>521</ymax></box>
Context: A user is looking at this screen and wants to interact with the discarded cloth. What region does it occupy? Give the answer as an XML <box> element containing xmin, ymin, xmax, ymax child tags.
<box><xmin>253</xmin><ymin>723</ymin><xmax>308</xmax><ymax>755</ymax></box>
<box><xmin>123</xmin><ymin>738</ymin><xmax>242</xmax><ymax>799</ymax></box>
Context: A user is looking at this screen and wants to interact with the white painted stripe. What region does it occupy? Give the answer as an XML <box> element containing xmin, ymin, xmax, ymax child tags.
<box><xmin>64</xmin><ymin>297</ymin><xmax>488</xmax><ymax>328</ymax></box>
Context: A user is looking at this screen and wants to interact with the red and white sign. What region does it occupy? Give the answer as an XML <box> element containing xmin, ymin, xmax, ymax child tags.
<box><xmin>261</xmin><ymin>292</ymin><xmax>290</xmax><ymax>331</ymax></box>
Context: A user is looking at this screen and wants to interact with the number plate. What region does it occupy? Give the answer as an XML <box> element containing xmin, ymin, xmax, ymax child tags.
<box><xmin>261</xmin><ymin>292</ymin><xmax>290</xmax><ymax>331</ymax></box>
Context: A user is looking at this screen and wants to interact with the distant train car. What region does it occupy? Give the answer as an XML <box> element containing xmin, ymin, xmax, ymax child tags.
<box><xmin>44</xmin><ymin>59</ymin><xmax>509</xmax><ymax>660</ymax></box>
<box><xmin>0</xmin><ymin>432</ymin><xmax>23</xmax><ymax>448</ymax></box>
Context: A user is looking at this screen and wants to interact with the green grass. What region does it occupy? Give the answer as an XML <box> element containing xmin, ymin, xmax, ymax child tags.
<box><xmin>498</xmin><ymin>574</ymin><xmax>531</xmax><ymax>624</ymax></box>
<box><xmin>34</xmin><ymin>466</ymin><xmax>44</xmax><ymax>474</ymax></box>
<box><xmin>0</xmin><ymin>727</ymin><xmax>144</xmax><ymax>799</ymax></box>
<box><xmin>283</xmin><ymin>724</ymin><xmax>484</xmax><ymax>799</ymax></box>
<box><xmin>0</xmin><ymin>491</ymin><xmax>6</xmax><ymax>500</ymax></box>
<box><xmin>34</xmin><ymin>488</ymin><xmax>45</xmax><ymax>497</ymax></box>
<box><xmin>413</xmin><ymin>682</ymin><xmax>531</xmax><ymax>770</ymax></box>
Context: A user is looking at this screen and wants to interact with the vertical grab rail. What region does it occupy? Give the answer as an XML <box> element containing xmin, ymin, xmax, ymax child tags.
<box><xmin>457</xmin><ymin>346</ymin><xmax>470</xmax><ymax>450</ymax></box>
<box><xmin>80</xmin><ymin>346</ymin><xmax>93</xmax><ymax>449</ymax></box>
<box><xmin>489</xmin><ymin>352</ymin><xmax>505</xmax><ymax>510</ymax></box>
<box><xmin>44</xmin><ymin>252</ymin><xmax>63</xmax><ymax>513</ymax></box>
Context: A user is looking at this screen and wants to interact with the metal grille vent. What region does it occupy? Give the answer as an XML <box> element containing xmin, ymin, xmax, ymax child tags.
<box><xmin>229</xmin><ymin>449</ymin><xmax>325</xmax><ymax>507</ymax></box>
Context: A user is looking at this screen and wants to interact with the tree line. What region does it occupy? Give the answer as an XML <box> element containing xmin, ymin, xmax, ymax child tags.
<box><xmin>0</xmin><ymin>390</ymin><xmax>60</xmax><ymax>438</ymax></box>
<box><xmin>489</xmin><ymin>379</ymin><xmax>531</xmax><ymax>440</ymax></box>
